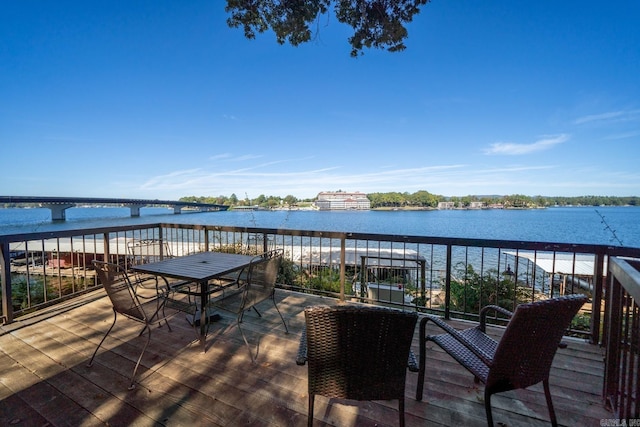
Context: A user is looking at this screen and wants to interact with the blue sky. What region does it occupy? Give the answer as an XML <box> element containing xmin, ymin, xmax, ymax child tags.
<box><xmin>2</xmin><ymin>1</ymin><xmax>639</xmax><ymax>200</ymax></box>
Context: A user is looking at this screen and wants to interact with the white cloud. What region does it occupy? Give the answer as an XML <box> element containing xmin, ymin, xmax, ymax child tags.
<box><xmin>231</xmin><ymin>154</ymin><xmax>264</xmax><ymax>162</ymax></box>
<box><xmin>209</xmin><ymin>153</ymin><xmax>232</xmax><ymax>160</ymax></box>
<box><xmin>208</xmin><ymin>153</ymin><xmax>264</xmax><ymax>162</ymax></box>
<box><xmin>603</xmin><ymin>131</ymin><xmax>640</xmax><ymax>141</ymax></box>
<box><xmin>574</xmin><ymin>109</ymin><xmax>640</xmax><ymax>125</ymax></box>
<box><xmin>484</xmin><ymin>134</ymin><xmax>569</xmax><ymax>155</ymax></box>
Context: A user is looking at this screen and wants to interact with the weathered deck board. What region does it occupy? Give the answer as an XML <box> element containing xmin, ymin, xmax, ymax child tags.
<box><xmin>0</xmin><ymin>289</ymin><xmax>611</xmax><ymax>426</ymax></box>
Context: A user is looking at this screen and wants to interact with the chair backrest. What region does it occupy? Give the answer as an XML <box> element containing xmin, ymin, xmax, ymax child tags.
<box><xmin>92</xmin><ymin>260</ymin><xmax>147</xmax><ymax>322</ymax></box>
<box><xmin>304</xmin><ymin>305</ymin><xmax>418</xmax><ymax>401</ymax></box>
<box><xmin>487</xmin><ymin>294</ymin><xmax>588</xmax><ymax>393</ymax></box>
<box><xmin>127</xmin><ymin>239</ymin><xmax>172</xmax><ymax>265</ymax></box>
<box><xmin>242</xmin><ymin>249</ymin><xmax>282</xmax><ymax>308</ymax></box>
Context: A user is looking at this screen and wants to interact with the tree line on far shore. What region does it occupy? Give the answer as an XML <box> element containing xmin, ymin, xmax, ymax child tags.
<box><xmin>368</xmin><ymin>192</ymin><xmax>639</xmax><ymax>209</ymax></box>
<box><xmin>179</xmin><ymin>192</ymin><xmax>639</xmax><ymax>209</ymax></box>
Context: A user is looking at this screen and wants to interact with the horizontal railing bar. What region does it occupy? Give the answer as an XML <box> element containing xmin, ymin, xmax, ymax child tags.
<box><xmin>3</xmin><ymin>223</ymin><xmax>640</xmax><ymax>259</ymax></box>
<box><xmin>608</xmin><ymin>257</ymin><xmax>640</xmax><ymax>303</ymax></box>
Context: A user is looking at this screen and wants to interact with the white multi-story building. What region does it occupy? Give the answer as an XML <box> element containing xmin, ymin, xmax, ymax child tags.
<box><xmin>437</xmin><ymin>201</ymin><xmax>455</xmax><ymax>210</ymax></box>
<box><xmin>315</xmin><ymin>191</ymin><xmax>371</xmax><ymax>210</ymax></box>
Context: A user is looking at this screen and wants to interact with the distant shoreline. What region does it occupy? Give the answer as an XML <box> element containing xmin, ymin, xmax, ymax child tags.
<box><xmin>371</xmin><ymin>204</ymin><xmax>640</xmax><ymax>211</ymax></box>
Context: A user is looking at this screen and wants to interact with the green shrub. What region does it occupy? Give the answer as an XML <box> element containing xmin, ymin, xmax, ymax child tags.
<box><xmin>277</xmin><ymin>257</ymin><xmax>300</xmax><ymax>286</ymax></box>
<box><xmin>307</xmin><ymin>268</ymin><xmax>343</xmax><ymax>294</ymax></box>
<box><xmin>571</xmin><ymin>312</ymin><xmax>591</xmax><ymax>332</ymax></box>
<box><xmin>10</xmin><ymin>276</ymin><xmax>52</xmax><ymax>311</ymax></box>
<box><xmin>448</xmin><ymin>263</ymin><xmax>533</xmax><ymax>313</ymax></box>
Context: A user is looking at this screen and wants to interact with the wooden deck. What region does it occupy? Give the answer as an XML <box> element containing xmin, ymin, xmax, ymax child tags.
<box><xmin>0</xmin><ymin>289</ymin><xmax>610</xmax><ymax>426</ymax></box>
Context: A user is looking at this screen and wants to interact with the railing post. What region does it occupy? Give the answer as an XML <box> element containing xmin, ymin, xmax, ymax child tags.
<box><xmin>0</xmin><ymin>242</ymin><xmax>13</xmax><ymax>324</ymax></box>
<box><xmin>444</xmin><ymin>244</ymin><xmax>452</xmax><ymax>320</ymax></box>
<box><xmin>158</xmin><ymin>226</ymin><xmax>165</xmax><ymax>258</ymax></box>
<box><xmin>591</xmin><ymin>253</ymin><xmax>605</xmax><ymax>344</ymax></box>
<box><xmin>360</xmin><ymin>256</ymin><xmax>367</xmax><ymax>298</ymax></box>
<box><xmin>420</xmin><ymin>259</ymin><xmax>426</xmax><ymax>302</ymax></box>
<box><xmin>102</xmin><ymin>232</ymin><xmax>110</xmax><ymax>264</ymax></box>
<box><xmin>602</xmin><ymin>271</ymin><xmax>622</xmax><ymax>411</ymax></box>
<box><xmin>339</xmin><ymin>237</ymin><xmax>346</xmax><ymax>301</ymax></box>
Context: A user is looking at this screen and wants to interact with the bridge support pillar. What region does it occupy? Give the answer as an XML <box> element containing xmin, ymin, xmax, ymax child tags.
<box><xmin>45</xmin><ymin>204</ymin><xmax>75</xmax><ymax>221</ymax></box>
<box><xmin>130</xmin><ymin>204</ymin><xmax>143</xmax><ymax>217</ymax></box>
<box><xmin>173</xmin><ymin>206</ymin><xmax>182</xmax><ymax>214</ymax></box>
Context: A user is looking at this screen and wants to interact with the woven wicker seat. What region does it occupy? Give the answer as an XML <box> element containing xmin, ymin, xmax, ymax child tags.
<box><xmin>416</xmin><ymin>294</ymin><xmax>588</xmax><ymax>426</ymax></box>
<box><xmin>297</xmin><ymin>305</ymin><xmax>418</xmax><ymax>427</ymax></box>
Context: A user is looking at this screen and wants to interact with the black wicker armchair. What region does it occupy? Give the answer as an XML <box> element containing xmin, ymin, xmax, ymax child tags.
<box><xmin>416</xmin><ymin>294</ymin><xmax>588</xmax><ymax>426</ymax></box>
<box><xmin>297</xmin><ymin>305</ymin><xmax>418</xmax><ymax>427</ymax></box>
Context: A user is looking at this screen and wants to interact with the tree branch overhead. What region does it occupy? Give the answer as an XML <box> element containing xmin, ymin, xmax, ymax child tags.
<box><xmin>225</xmin><ymin>0</ymin><xmax>430</xmax><ymax>56</ymax></box>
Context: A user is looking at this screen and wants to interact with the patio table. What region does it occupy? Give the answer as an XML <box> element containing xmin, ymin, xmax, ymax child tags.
<box><xmin>132</xmin><ymin>251</ymin><xmax>254</xmax><ymax>351</ymax></box>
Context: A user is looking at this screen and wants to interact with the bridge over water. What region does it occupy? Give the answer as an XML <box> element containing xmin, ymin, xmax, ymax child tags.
<box><xmin>0</xmin><ymin>196</ymin><xmax>228</xmax><ymax>220</ymax></box>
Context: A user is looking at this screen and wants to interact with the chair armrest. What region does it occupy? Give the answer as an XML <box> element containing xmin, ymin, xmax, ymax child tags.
<box><xmin>130</xmin><ymin>274</ymin><xmax>166</xmax><ymax>300</ymax></box>
<box><xmin>210</xmin><ymin>282</ymin><xmax>247</xmax><ymax>303</ymax></box>
<box><xmin>296</xmin><ymin>328</ymin><xmax>308</xmax><ymax>366</ymax></box>
<box><xmin>128</xmin><ymin>270</ymin><xmax>155</xmax><ymax>286</ymax></box>
<box><xmin>479</xmin><ymin>305</ymin><xmax>513</xmax><ymax>332</ymax></box>
<box><xmin>421</xmin><ymin>314</ymin><xmax>494</xmax><ymax>367</ymax></box>
<box><xmin>407</xmin><ymin>350</ymin><xmax>419</xmax><ymax>372</ymax></box>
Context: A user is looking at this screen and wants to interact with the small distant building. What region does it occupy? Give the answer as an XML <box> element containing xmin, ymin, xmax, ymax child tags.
<box><xmin>468</xmin><ymin>201</ymin><xmax>485</xmax><ymax>209</ymax></box>
<box><xmin>437</xmin><ymin>201</ymin><xmax>455</xmax><ymax>210</ymax></box>
<box><xmin>315</xmin><ymin>191</ymin><xmax>371</xmax><ymax>210</ymax></box>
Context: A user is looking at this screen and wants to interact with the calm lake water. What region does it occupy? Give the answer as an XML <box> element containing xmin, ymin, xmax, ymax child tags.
<box><xmin>1</xmin><ymin>206</ymin><xmax>639</xmax><ymax>248</ymax></box>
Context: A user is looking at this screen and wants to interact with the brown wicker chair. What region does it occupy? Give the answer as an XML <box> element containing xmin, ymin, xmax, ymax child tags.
<box><xmin>416</xmin><ymin>294</ymin><xmax>588</xmax><ymax>426</ymax></box>
<box><xmin>296</xmin><ymin>305</ymin><xmax>419</xmax><ymax>427</ymax></box>
<box><xmin>88</xmin><ymin>260</ymin><xmax>173</xmax><ymax>390</ymax></box>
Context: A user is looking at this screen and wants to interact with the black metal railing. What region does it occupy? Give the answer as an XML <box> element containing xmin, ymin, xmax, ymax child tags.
<box><xmin>3</xmin><ymin>222</ymin><xmax>640</xmax><ymax>345</ymax></box>
<box><xmin>4</xmin><ymin>222</ymin><xmax>640</xmax><ymax>419</ymax></box>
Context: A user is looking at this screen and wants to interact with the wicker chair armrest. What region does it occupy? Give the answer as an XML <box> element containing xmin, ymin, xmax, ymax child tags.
<box><xmin>407</xmin><ymin>349</ymin><xmax>419</xmax><ymax>372</ymax></box>
<box><xmin>421</xmin><ymin>315</ymin><xmax>494</xmax><ymax>367</ymax></box>
<box><xmin>296</xmin><ymin>328</ymin><xmax>307</xmax><ymax>366</ymax></box>
<box><xmin>479</xmin><ymin>305</ymin><xmax>513</xmax><ymax>332</ymax></box>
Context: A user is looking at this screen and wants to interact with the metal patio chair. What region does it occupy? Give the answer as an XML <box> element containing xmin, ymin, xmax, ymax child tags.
<box><xmin>416</xmin><ymin>294</ymin><xmax>589</xmax><ymax>427</ymax></box>
<box><xmin>127</xmin><ymin>239</ymin><xmax>200</xmax><ymax>311</ymax></box>
<box><xmin>88</xmin><ymin>260</ymin><xmax>173</xmax><ymax>390</ymax></box>
<box><xmin>127</xmin><ymin>239</ymin><xmax>171</xmax><ymax>294</ymax></box>
<box><xmin>127</xmin><ymin>239</ymin><xmax>184</xmax><ymax>288</ymax></box>
<box><xmin>127</xmin><ymin>239</ymin><xmax>171</xmax><ymax>266</ymax></box>
<box><xmin>296</xmin><ymin>305</ymin><xmax>419</xmax><ymax>427</ymax></box>
<box><xmin>207</xmin><ymin>249</ymin><xmax>288</xmax><ymax>362</ymax></box>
